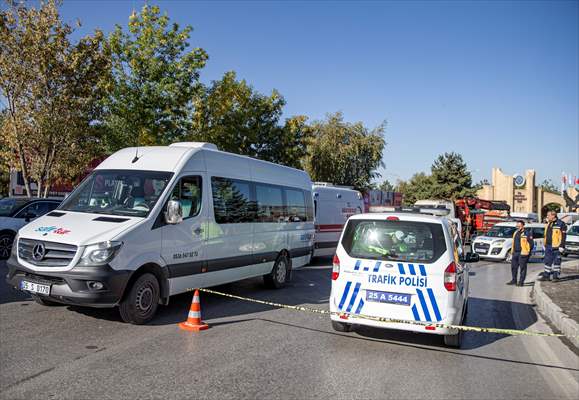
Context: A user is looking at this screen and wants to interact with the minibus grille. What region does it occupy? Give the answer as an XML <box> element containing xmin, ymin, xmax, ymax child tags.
<box><xmin>18</xmin><ymin>238</ymin><xmax>77</xmax><ymax>267</ymax></box>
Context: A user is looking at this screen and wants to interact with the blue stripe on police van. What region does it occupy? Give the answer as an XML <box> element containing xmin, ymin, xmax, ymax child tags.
<box><xmin>338</xmin><ymin>282</ymin><xmax>352</xmax><ymax>310</ymax></box>
<box><xmin>373</xmin><ymin>261</ymin><xmax>381</xmax><ymax>272</ymax></box>
<box><xmin>408</xmin><ymin>264</ymin><xmax>416</xmax><ymax>275</ymax></box>
<box><xmin>411</xmin><ymin>304</ymin><xmax>420</xmax><ymax>321</ymax></box>
<box><xmin>355</xmin><ymin>298</ymin><xmax>365</xmax><ymax>314</ymax></box>
<box><xmin>398</xmin><ymin>263</ymin><xmax>405</xmax><ymax>274</ymax></box>
<box><xmin>419</xmin><ymin>264</ymin><xmax>426</xmax><ymax>276</ymax></box>
<box><xmin>346</xmin><ymin>282</ymin><xmax>361</xmax><ymax>313</ymax></box>
<box><xmin>427</xmin><ymin>288</ymin><xmax>442</xmax><ymax>321</ymax></box>
<box><xmin>416</xmin><ymin>289</ymin><xmax>432</xmax><ymax>322</ymax></box>
<box><xmin>354</xmin><ymin>260</ymin><xmax>361</xmax><ymax>271</ymax></box>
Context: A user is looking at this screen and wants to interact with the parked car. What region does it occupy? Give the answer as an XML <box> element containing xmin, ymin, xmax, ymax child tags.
<box><xmin>562</xmin><ymin>221</ymin><xmax>579</xmax><ymax>257</ymax></box>
<box><xmin>471</xmin><ymin>221</ymin><xmax>546</xmax><ymax>262</ymax></box>
<box><xmin>0</xmin><ymin>197</ymin><xmax>61</xmax><ymax>259</ymax></box>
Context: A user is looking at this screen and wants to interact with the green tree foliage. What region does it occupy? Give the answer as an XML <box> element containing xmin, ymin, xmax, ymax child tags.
<box><xmin>540</xmin><ymin>179</ymin><xmax>559</xmax><ymax>194</ymax></box>
<box><xmin>378</xmin><ymin>179</ymin><xmax>395</xmax><ymax>192</ymax></box>
<box><xmin>430</xmin><ymin>152</ymin><xmax>477</xmax><ymax>200</ymax></box>
<box><xmin>303</xmin><ymin>112</ymin><xmax>385</xmax><ymax>191</ymax></box>
<box><xmin>104</xmin><ymin>4</ymin><xmax>208</xmax><ymax>150</ymax></box>
<box><xmin>0</xmin><ymin>0</ymin><xmax>110</xmax><ymax>197</ymax></box>
<box><xmin>190</xmin><ymin>71</ymin><xmax>307</xmax><ymax>168</ymax></box>
<box><xmin>397</xmin><ymin>173</ymin><xmax>435</xmax><ymax>205</ymax></box>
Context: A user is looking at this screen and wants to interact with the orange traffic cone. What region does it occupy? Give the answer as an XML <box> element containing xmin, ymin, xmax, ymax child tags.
<box><xmin>179</xmin><ymin>289</ymin><xmax>209</xmax><ymax>331</ymax></box>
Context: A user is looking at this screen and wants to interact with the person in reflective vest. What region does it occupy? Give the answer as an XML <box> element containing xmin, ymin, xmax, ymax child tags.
<box><xmin>539</xmin><ymin>211</ymin><xmax>567</xmax><ymax>282</ymax></box>
<box><xmin>507</xmin><ymin>220</ymin><xmax>533</xmax><ymax>287</ymax></box>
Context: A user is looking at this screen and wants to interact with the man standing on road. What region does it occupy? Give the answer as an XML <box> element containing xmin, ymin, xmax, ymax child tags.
<box><xmin>507</xmin><ymin>220</ymin><xmax>532</xmax><ymax>287</ymax></box>
<box><xmin>540</xmin><ymin>211</ymin><xmax>567</xmax><ymax>282</ymax></box>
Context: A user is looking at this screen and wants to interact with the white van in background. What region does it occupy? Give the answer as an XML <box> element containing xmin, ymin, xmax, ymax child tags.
<box><xmin>312</xmin><ymin>183</ymin><xmax>364</xmax><ymax>257</ymax></box>
<box><xmin>7</xmin><ymin>142</ymin><xmax>315</xmax><ymax>324</ymax></box>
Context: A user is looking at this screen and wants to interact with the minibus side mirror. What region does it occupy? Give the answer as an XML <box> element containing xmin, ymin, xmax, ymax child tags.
<box><xmin>165</xmin><ymin>200</ymin><xmax>183</xmax><ymax>225</ymax></box>
<box><xmin>461</xmin><ymin>252</ymin><xmax>480</xmax><ymax>263</ymax></box>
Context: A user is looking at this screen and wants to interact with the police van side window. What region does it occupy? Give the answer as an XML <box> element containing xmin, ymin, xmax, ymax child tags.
<box><xmin>211</xmin><ymin>177</ymin><xmax>255</xmax><ymax>224</ymax></box>
<box><xmin>171</xmin><ymin>176</ymin><xmax>202</xmax><ymax>219</ymax></box>
<box><xmin>256</xmin><ymin>184</ymin><xmax>284</xmax><ymax>222</ymax></box>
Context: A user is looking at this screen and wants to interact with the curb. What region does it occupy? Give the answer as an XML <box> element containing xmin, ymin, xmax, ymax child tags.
<box><xmin>533</xmin><ymin>274</ymin><xmax>579</xmax><ymax>350</ymax></box>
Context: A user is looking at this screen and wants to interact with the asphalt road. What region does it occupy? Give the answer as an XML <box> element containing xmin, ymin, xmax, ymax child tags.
<box><xmin>1</xmin><ymin>258</ymin><xmax>578</xmax><ymax>400</ymax></box>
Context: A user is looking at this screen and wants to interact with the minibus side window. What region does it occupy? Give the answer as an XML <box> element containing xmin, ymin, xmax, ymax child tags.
<box><xmin>211</xmin><ymin>177</ymin><xmax>255</xmax><ymax>224</ymax></box>
<box><xmin>256</xmin><ymin>184</ymin><xmax>284</xmax><ymax>223</ymax></box>
<box><xmin>305</xmin><ymin>191</ymin><xmax>315</xmax><ymax>221</ymax></box>
<box><xmin>285</xmin><ymin>189</ymin><xmax>307</xmax><ymax>222</ymax></box>
<box><xmin>171</xmin><ymin>176</ymin><xmax>202</xmax><ymax>219</ymax></box>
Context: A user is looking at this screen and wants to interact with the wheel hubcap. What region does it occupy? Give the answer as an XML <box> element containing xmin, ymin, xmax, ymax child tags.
<box><xmin>0</xmin><ymin>237</ymin><xmax>11</xmax><ymax>257</ymax></box>
<box><xmin>136</xmin><ymin>285</ymin><xmax>154</xmax><ymax>314</ymax></box>
<box><xmin>276</xmin><ymin>260</ymin><xmax>287</xmax><ymax>283</ymax></box>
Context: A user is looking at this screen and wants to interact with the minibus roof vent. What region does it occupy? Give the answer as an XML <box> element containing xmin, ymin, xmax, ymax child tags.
<box><xmin>169</xmin><ymin>142</ymin><xmax>218</xmax><ymax>150</ymax></box>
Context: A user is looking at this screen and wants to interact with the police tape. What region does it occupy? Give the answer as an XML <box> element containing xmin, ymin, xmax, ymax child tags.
<box><xmin>194</xmin><ymin>287</ymin><xmax>578</xmax><ymax>339</ymax></box>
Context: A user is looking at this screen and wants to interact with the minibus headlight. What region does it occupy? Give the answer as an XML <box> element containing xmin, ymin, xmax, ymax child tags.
<box><xmin>79</xmin><ymin>241</ymin><xmax>122</xmax><ymax>266</ymax></box>
<box><xmin>11</xmin><ymin>233</ymin><xmax>19</xmax><ymax>256</ymax></box>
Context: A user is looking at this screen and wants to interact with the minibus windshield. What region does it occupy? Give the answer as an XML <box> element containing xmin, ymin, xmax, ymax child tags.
<box><xmin>60</xmin><ymin>170</ymin><xmax>172</xmax><ymax>217</ymax></box>
<box><xmin>341</xmin><ymin>219</ymin><xmax>446</xmax><ymax>263</ymax></box>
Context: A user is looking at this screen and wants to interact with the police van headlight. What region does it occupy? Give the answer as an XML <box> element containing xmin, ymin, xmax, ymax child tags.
<box><xmin>79</xmin><ymin>241</ymin><xmax>122</xmax><ymax>266</ymax></box>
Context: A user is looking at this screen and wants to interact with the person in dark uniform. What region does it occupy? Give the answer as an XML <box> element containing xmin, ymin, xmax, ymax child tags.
<box><xmin>540</xmin><ymin>211</ymin><xmax>567</xmax><ymax>282</ymax></box>
<box><xmin>507</xmin><ymin>220</ymin><xmax>532</xmax><ymax>287</ymax></box>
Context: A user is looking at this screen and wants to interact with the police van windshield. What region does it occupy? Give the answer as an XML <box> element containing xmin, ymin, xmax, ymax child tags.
<box><xmin>341</xmin><ymin>219</ymin><xmax>446</xmax><ymax>263</ymax></box>
<box><xmin>486</xmin><ymin>225</ymin><xmax>516</xmax><ymax>238</ymax></box>
<box><xmin>60</xmin><ymin>170</ymin><xmax>172</xmax><ymax>217</ymax></box>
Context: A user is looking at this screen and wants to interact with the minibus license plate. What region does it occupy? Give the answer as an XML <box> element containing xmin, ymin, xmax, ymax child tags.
<box><xmin>20</xmin><ymin>280</ymin><xmax>50</xmax><ymax>295</ymax></box>
<box><xmin>366</xmin><ymin>290</ymin><xmax>410</xmax><ymax>306</ymax></box>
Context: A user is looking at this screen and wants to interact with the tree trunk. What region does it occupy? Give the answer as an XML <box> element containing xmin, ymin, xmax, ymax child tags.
<box><xmin>16</xmin><ymin>141</ymin><xmax>32</xmax><ymax>197</ymax></box>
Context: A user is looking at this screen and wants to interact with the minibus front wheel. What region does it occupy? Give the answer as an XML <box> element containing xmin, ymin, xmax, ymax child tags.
<box><xmin>119</xmin><ymin>273</ymin><xmax>160</xmax><ymax>324</ymax></box>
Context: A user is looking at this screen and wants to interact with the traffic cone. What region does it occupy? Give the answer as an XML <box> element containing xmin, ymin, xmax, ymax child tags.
<box><xmin>179</xmin><ymin>289</ymin><xmax>209</xmax><ymax>331</ymax></box>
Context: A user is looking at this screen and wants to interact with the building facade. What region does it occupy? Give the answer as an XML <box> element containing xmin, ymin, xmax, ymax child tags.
<box><xmin>477</xmin><ymin>168</ymin><xmax>578</xmax><ymax>216</ymax></box>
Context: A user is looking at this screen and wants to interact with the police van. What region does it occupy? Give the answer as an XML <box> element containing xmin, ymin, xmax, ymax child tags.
<box><xmin>329</xmin><ymin>210</ymin><xmax>479</xmax><ymax>347</ymax></box>
<box><xmin>312</xmin><ymin>183</ymin><xmax>364</xmax><ymax>258</ymax></box>
<box><xmin>7</xmin><ymin>142</ymin><xmax>315</xmax><ymax>324</ymax></box>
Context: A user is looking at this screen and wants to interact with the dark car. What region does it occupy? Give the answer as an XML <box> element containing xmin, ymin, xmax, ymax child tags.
<box><xmin>0</xmin><ymin>198</ymin><xmax>62</xmax><ymax>259</ymax></box>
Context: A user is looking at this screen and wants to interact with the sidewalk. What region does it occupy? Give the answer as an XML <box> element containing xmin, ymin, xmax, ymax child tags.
<box><xmin>533</xmin><ymin>258</ymin><xmax>579</xmax><ymax>349</ymax></box>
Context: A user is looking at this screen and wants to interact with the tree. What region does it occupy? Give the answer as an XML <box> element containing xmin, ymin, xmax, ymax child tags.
<box><xmin>430</xmin><ymin>152</ymin><xmax>477</xmax><ymax>200</ymax></box>
<box><xmin>0</xmin><ymin>0</ymin><xmax>110</xmax><ymax>197</ymax></box>
<box><xmin>302</xmin><ymin>112</ymin><xmax>385</xmax><ymax>191</ymax></box>
<box><xmin>190</xmin><ymin>71</ymin><xmax>307</xmax><ymax>168</ymax></box>
<box><xmin>540</xmin><ymin>179</ymin><xmax>559</xmax><ymax>194</ymax></box>
<box><xmin>104</xmin><ymin>4</ymin><xmax>208</xmax><ymax>150</ymax></box>
<box><xmin>397</xmin><ymin>173</ymin><xmax>435</xmax><ymax>205</ymax></box>
<box><xmin>378</xmin><ymin>180</ymin><xmax>394</xmax><ymax>192</ymax></box>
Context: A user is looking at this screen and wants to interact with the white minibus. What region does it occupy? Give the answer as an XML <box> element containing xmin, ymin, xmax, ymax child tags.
<box><xmin>7</xmin><ymin>143</ymin><xmax>315</xmax><ymax>324</ymax></box>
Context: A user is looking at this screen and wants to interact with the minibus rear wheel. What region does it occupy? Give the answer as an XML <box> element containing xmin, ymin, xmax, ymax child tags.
<box><xmin>264</xmin><ymin>253</ymin><xmax>290</xmax><ymax>289</ymax></box>
<box><xmin>119</xmin><ymin>273</ymin><xmax>160</xmax><ymax>325</ymax></box>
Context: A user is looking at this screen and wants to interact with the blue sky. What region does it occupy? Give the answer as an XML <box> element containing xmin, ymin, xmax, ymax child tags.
<box><xmin>56</xmin><ymin>0</ymin><xmax>578</xmax><ymax>186</ymax></box>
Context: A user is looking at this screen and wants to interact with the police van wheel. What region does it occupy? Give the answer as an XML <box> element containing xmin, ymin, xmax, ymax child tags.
<box><xmin>331</xmin><ymin>320</ymin><xmax>352</xmax><ymax>332</ymax></box>
<box><xmin>119</xmin><ymin>273</ymin><xmax>160</xmax><ymax>325</ymax></box>
<box><xmin>264</xmin><ymin>254</ymin><xmax>290</xmax><ymax>289</ymax></box>
<box><xmin>444</xmin><ymin>331</ymin><xmax>462</xmax><ymax>348</ymax></box>
<box><xmin>31</xmin><ymin>295</ymin><xmax>61</xmax><ymax>306</ymax></box>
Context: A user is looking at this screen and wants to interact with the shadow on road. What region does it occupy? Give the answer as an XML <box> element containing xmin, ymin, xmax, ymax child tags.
<box><xmin>64</xmin><ymin>264</ymin><xmax>333</xmax><ymax>326</ymax></box>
